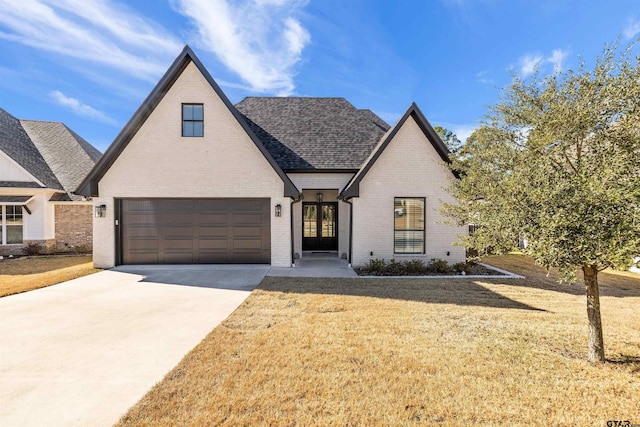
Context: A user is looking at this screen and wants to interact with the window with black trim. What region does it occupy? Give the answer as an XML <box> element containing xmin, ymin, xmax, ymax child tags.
<box><xmin>1</xmin><ymin>205</ymin><xmax>23</xmax><ymax>245</ymax></box>
<box><xmin>182</xmin><ymin>103</ymin><xmax>203</xmax><ymax>137</ymax></box>
<box><xmin>394</xmin><ymin>198</ymin><xmax>425</xmax><ymax>254</ymax></box>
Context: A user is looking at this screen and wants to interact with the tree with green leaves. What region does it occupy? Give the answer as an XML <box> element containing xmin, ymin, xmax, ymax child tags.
<box><xmin>434</xmin><ymin>125</ymin><xmax>462</xmax><ymax>153</ymax></box>
<box><xmin>442</xmin><ymin>40</ymin><xmax>640</xmax><ymax>362</ymax></box>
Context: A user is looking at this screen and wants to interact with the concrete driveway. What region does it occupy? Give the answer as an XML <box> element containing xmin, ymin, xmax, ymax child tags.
<box><xmin>0</xmin><ymin>264</ymin><xmax>268</xmax><ymax>427</ymax></box>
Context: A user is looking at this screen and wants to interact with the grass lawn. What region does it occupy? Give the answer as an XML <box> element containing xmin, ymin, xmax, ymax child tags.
<box><xmin>118</xmin><ymin>254</ymin><xmax>640</xmax><ymax>426</ymax></box>
<box><xmin>0</xmin><ymin>255</ymin><xmax>100</xmax><ymax>297</ymax></box>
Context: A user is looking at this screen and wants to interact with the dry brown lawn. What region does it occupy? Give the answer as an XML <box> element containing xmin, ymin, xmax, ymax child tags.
<box><xmin>0</xmin><ymin>255</ymin><xmax>99</xmax><ymax>297</ymax></box>
<box><xmin>118</xmin><ymin>254</ymin><xmax>640</xmax><ymax>426</ymax></box>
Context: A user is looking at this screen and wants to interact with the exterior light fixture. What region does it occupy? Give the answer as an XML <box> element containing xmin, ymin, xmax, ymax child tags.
<box><xmin>275</xmin><ymin>204</ymin><xmax>282</xmax><ymax>217</ymax></box>
<box><xmin>95</xmin><ymin>204</ymin><xmax>107</xmax><ymax>218</ymax></box>
<box><xmin>316</xmin><ymin>192</ymin><xmax>323</xmax><ymax>203</ymax></box>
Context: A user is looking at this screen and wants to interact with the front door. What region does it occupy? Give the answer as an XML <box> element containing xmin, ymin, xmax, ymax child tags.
<box><xmin>302</xmin><ymin>202</ymin><xmax>338</xmax><ymax>251</ymax></box>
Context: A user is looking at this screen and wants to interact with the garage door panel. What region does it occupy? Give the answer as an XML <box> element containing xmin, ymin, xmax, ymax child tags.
<box><xmin>163</xmin><ymin>226</ymin><xmax>193</xmax><ymax>238</ymax></box>
<box><xmin>163</xmin><ymin>250</ymin><xmax>194</xmax><ymax>263</ymax></box>
<box><xmin>198</xmin><ymin>238</ymin><xmax>228</xmax><ymax>249</ymax></box>
<box><xmin>233</xmin><ymin>226</ymin><xmax>263</xmax><ymax>237</ymax></box>
<box><xmin>232</xmin><ymin>239</ymin><xmax>263</xmax><ymax>249</ymax></box>
<box><xmin>199</xmin><ymin>226</ymin><xmax>227</xmax><ymax>237</ymax></box>
<box><xmin>121</xmin><ymin>198</ymin><xmax>270</xmax><ymax>264</ymax></box>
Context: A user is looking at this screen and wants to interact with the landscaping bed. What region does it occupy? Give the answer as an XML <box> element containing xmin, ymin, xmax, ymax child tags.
<box><xmin>354</xmin><ymin>257</ymin><xmax>505</xmax><ymax>276</ymax></box>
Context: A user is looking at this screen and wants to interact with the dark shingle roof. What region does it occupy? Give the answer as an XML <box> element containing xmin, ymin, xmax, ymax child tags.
<box><xmin>20</xmin><ymin>120</ymin><xmax>101</xmax><ymax>198</ymax></box>
<box><xmin>0</xmin><ymin>181</ymin><xmax>43</xmax><ymax>188</ymax></box>
<box><xmin>0</xmin><ymin>108</ymin><xmax>101</xmax><ymax>200</ymax></box>
<box><xmin>235</xmin><ymin>97</ymin><xmax>389</xmax><ymax>170</ymax></box>
<box><xmin>0</xmin><ymin>108</ymin><xmax>62</xmax><ymax>189</ymax></box>
<box><xmin>0</xmin><ymin>195</ymin><xmax>32</xmax><ymax>203</ymax></box>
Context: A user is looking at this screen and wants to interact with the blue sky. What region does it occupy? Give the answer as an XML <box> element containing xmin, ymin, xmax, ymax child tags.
<box><xmin>1</xmin><ymin>0</ymin><xmax>639</xmax><ymax>153</ymax></box>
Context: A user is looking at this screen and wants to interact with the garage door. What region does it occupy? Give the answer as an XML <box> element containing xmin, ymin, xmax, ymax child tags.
<box><xmin>119</xmin><ymin>198</ymin><xmax>270</xmax><ymax>264</ymax></box>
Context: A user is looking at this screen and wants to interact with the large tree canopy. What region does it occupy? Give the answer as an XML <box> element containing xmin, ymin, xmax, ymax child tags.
<box><xmin>442</xmin><ymin>41</ymin><xmax>640</xmax><ymax>362</ymax></box>
<box><xmin>434</xmin><ymin>125</ymin><xmax>462</xmax><ymax>153</ymax></box>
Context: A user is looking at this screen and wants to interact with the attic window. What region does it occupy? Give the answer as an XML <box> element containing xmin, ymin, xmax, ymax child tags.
<box><xmin>182</xmin><ymin>103</ymin><xmax>203</xmax><ymax>137</ymax></box>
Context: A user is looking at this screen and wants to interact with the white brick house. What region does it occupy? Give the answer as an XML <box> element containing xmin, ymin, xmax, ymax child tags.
<box><xmin>77</xmin><ymin>46</ymin><xmax>465</xmax><ymax>268</ymax></box>
<box><xmin>0</xmin><ymin>108</ymin><xmax>101</xmax><ymax>255</ymax></box>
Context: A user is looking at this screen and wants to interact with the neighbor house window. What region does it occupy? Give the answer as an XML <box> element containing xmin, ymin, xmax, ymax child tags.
<box><xmin>182</xmin><ymin>103</ymin><xmax>204</xmax><ymax>137</ymax></box>
<box><xmin>394</xmin><ymin>198</ymin><xmax>425</xmax><ymax>254</ymax></box>
<box><xmin>1</xmin><ymin>205</ymin><xmax>23</xmax><ymax>245</ymax></box>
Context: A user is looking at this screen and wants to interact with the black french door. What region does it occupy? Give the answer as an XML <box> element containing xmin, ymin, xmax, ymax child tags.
<box><xmin>302</xmin><ymin>202</ymin><xmax>338</xmax><ymax>251</ymax></box>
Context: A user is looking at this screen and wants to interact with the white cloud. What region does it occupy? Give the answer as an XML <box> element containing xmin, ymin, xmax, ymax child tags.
<box><xmin>547</xmin><ymin>48</ymin><xmax>568</xmax><ymax>72</ymax></box>
<box><xmin>519</xmin><ymin>53</ymin><xmax>543</xmax><ymax>77</ymax></box>
<box><xmin>623</xmin><ymin>18</ymin><xmax>640</xmax><ymax>39</ymax></box>
<box><xmin>0</xmin><ymin>0</ymin><xmax>182</xmax><ymax>81</ymax></box>
<box><xmin>476</xmin><ymin>70</ymin><xmax>493</xmax><ymax>84</ymax></box>
<box><xmin>172</xmin><ymin>0</ymin><xmax>310</xmax><ymax>95</ymax></box>
<box><xmin>50</xmin><ymin>90</ymin><xmax>117</xmax><ymax>125</ymax></box>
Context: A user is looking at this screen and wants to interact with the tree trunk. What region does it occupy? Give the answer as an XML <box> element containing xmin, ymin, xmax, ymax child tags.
<box><xmin>583</xmin><ymin>264</ymin><xmax>605</xmax><ymax>362</ymax></box>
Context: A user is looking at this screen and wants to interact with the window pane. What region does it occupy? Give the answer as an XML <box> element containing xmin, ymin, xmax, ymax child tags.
<box><xmin>394</xmin><ymin>230</ymin><xmax>423</xmax><ymax>253</ymax></box>
<box><xmin>183</xmin><ymin>104</ymin><xmax>194</xmax><ymax>120</ymax></box>
<box><xmin>7</xmin><ymin>225</ymin><xmax>22</xmax><ymax>244</ymax></box>
<box><xmin>7</xmin><ymin>206</ymin><xmax>22</xmax><ymax>224</ymax></box>
<box><xmin>321</xmin><ymin>205</ymin><xmax>335</xmax><ymax>237</ymax></box>
<box><xmin>192</xmin><ymin>104</ymin><xmax>203</xmax><ymax>120</ymax></box>
<box><xmin>303</xmin><ymin>205</ymin><xmax>317</xmax><ymax>237</ymax></box>
<box><xmin>192</xmin><ymin>121</ymin><xmax>204</xmax><ymax>137</ymax></box>
<box><xmin>183</xmin><ymin>122</ymin><xmax>194</xmax><ymax>137</ymax></box>
<box><xmin>394</xmin><ymin>198</ymin><xmax>424</xmax><ymax>254</ymax></box>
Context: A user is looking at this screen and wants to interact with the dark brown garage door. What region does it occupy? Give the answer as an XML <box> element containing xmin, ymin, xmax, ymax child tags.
<box><xmin>119</xmin><ymin>198</ymin><xmax>270</xmax><ymax>264</ymax></box>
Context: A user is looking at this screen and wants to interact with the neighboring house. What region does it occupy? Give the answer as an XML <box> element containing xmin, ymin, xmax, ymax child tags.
<box><xmin>0</xmin><ymin>108</ymin><xmax>101</xmax><ymax>255</ymax></box>
<box><xmin>77</xmin><ymin>46</ymin><xmax>465</xmax><ymax>268</ymax></box>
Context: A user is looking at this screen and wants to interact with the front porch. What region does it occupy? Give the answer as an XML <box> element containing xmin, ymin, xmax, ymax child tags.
<box><xmin>268</xmin><ymin>252</ymin><xmax>357</xmax><ymax>278</ymax></box>
<box><xmin>291</xmin><ymin>188</ymin><xmax>352</xmax><ymax>262</ymax></box>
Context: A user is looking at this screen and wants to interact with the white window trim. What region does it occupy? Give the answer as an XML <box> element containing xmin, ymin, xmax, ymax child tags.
<box><xmin>1</xmin><ymin>205</ymin><xmax>25</xmax><ymax>245</ymax></box>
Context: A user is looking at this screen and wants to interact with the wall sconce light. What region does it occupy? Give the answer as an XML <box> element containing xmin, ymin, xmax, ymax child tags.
<box><xmin>94</xmin><ymin>204</ymin><xmax>106</xmax><ymax>218</ymax></box>
<box><xmin>274</xmin><ymin>204</ymin><xmax>282</xmax><ymax>217</ymax></box>
<box><xmin>316</xmin><ymin>192</ymin><xmax>323</xmax><ymax>203</ymax></box>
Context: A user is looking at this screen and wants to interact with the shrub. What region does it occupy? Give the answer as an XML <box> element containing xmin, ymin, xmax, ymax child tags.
<box><xmin>22</xmin><ymin>242</ymin><xmax>43</xmax><ymax>256</ymax></box>
<box><xmin>404</xmin><ymin>259</ymin><xmax>427</xmax><ymax>275</ymax></box>
<box><xmin>365</xmin><ymin>258</ymin><xmax>387</xmax><ymax>276</ymax></box>
<box><xmin>427</xmin><ymin>258</ymin><xmax>451</xmax><ymax>274</ymax></box>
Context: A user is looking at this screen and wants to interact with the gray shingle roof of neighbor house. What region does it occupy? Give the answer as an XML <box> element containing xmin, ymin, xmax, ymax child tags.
<box><xmin>76</xmin><ymin>45</ymin><xmax>301</xmax><ymax>198</ymax></box>
<box><xmin>0</xmin><ymin>181</ymin><xmax>42</xmax><ymax>188</ymax></box>
<box><xmin>0</xmin><ymin>107</ymin><xmax>62</xmax><ymax>190</ymax></box>
<box><xmin>235</xmin><ymin>97</ymin><xmax>390</xmax><ymax>170</ymax></box>
<box><xmin>0</xmin><ymin>107</ymin><xmax>101</xmax><ymax>200</ymax></box>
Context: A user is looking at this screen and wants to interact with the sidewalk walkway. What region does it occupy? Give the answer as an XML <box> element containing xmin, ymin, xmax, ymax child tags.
<box><xmin>268</xmin><ymin>252</ymin><xmax>357</xmax><ymax>278</ymax></box>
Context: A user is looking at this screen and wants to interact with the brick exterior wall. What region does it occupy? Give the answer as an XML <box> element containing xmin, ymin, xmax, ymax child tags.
<box><xmin>94</xmin><ymin>61</ymin><xmax>291</xmax><ymax>268</ymax></box>
<box><xmin>54</xmin><ymin>204</ymin><xmax>93</xmax><ymax>252</ymax></box>
<box><xmin>351</xmin><ymin>116</ymin><xmax>466</xmax><ymax>267</ymax></box>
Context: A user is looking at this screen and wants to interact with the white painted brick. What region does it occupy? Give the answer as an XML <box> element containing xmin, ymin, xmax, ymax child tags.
<box><xmin>94</xmin><ymin>61</ymin><xmax>291</xmax><ymax>268</ymax></box>
<box><xmin>351</xmin><ymin>116</ymin><xmax>466</xmax><ymax>266</ymax></box>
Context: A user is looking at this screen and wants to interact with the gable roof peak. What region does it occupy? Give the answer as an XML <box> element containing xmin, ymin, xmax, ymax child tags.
<box><xmin>340</xmin><ymin>101</ymin><xmax>453</xmax><ymax>199</ymax></box>
<box><xmin>76</xmin><ymin>45</ymin><xmax>300</xmax><ymax>198</ymax></box>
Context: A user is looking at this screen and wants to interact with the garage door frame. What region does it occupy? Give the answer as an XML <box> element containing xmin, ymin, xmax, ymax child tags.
<box><xmin>114</xmin><ymin>198</ymin><xmax>271</xmax><ymax>265</ymax></box>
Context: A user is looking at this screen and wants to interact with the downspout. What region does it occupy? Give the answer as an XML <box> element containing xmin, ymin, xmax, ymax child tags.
<box><xmin>290</xmin><ymin>195</ymin><xmax>303</xmax><ymax>266</ymax></box>
<box><xmin>339</xmin><ymin>196</ymin><xmax>354</xmax><ymax>267</ymax></box>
